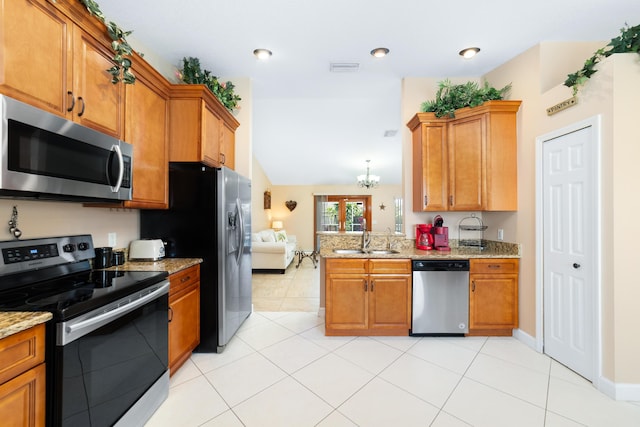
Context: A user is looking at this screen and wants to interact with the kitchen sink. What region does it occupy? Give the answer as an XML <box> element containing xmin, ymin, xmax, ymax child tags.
<box><xmin>367</xmin><ymin>249</ymin><xmax>400</xmax><ymax>254</ymax></box>
<box><xmin>332</xmin><ymin>249</ymin><xmax>366</xmax><ymax>254</ymax></box>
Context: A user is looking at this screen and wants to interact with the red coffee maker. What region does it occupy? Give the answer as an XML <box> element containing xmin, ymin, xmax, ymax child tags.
<box><xmin>432</xmin><ymin>215</ymin><xmax>451</xmax><ymax>251</ymax></box>
<box><xmin>416</xmin><ymin>224</ymin><xmax>434</xmax><ymax>250</ymax></box>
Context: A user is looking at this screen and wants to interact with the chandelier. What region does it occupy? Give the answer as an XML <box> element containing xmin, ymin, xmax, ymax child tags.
<box><xmin>357</xmin><ymin>160</ymin><xmax>380</xmax><ymax>189</ymax></box>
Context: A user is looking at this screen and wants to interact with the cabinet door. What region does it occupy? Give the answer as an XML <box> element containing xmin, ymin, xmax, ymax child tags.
<box><xmin>368</xmin><ymin>275</ymin><xmax>411</xmax><ymax>332</ymax></box>
<box><xmin>124</xmin><ymin>60</ymin><xmax>169</xmax><ymax>209</ymax></box>
<box><xmin>0</xmin><ymin>364</ymin><xmax>45</xmax><ymax>427</ymax></box>
<box><xmin>202</xmin><ymin>105</ymin><xmax>221</xmax><ymax>167</ymax></box>
<box><xmin>448</xmin><ymin>115</ymin><xmax>486</xmax><ymax>210</ymax></box>
<box><xmin>71</xmin><ymin>25</ymin><xmax>123</xmax><ymax>138</ymax></box>
<box><xmin>469</xmin><ymin>273</ymin><xmax>518</xmax><ymax>333</ymax></box>
<box><xmin>412</xmin><ymin>122</ymin><xmax>448</xmax><ymax>211</ymax></box>
<box><xmin>220</xmin><ymin>122</ymin><xmax>235</xmax><ymax>170</ymax></box>
<box><xmin>325</xmin><ymin>274</ymin><xmax>368</xmax><ymax>333</ymax></box>
<box><xmin>0</xmin><ymin>0</ymin><xmax>72</xmax><ymax>116</ymax></box>
<box><xmin>169</xmin><ymin>282</ymin><xmax>200</xmax><ymax>374</ymax></box>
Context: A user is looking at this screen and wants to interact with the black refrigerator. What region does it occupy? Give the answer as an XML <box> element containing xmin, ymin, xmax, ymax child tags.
<box><xmin>140</xmin><ymin>163</ymin><xmax>252</xmax><ymax>352</ymax></box>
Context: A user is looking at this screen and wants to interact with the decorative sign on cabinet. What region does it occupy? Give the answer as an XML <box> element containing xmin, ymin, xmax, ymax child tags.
<box><xmin>407</xmin><ymin>100</ymin><xmax>522</xmax><ymax>212</ymax></box>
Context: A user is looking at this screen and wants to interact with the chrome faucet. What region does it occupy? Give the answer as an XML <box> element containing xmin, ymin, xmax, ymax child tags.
<box><xmin>385</xmin><ymin>227</ymin><xmax>392</xmax><ymax>250</ymax></box>
<box><xmin>362</xmin><ymin>219</ymin><xmax>371</xmax><ymax>251</ymax></box>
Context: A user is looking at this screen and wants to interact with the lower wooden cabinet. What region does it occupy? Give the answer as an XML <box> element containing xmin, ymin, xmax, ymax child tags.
<box><xmin>169</xmin><ymin>265</ymin><xmax>200</xmax><ymax>374</ymax></box>
<box><xmin>325</xmin><ymin>258</ymin><xmax>411</xmax><ymax>336</ymax></box>
<box><xmin>468</xmin><ymin>258</ymin><xmax>519</xmax><ymax>336</ymax></box>
<box><xmin>0</xmin><ymin>323</ymin><xmax>46</xmax><ymax>427</ymax></box>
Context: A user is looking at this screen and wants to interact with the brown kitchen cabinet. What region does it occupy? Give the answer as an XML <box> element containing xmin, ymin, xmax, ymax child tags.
<box><xmin>325</xmin><ymin>258</ymin><xmax>411</xmax><ymax>336</ymax></box>
<box><xmin>468</xmin><ymin>258</ymin><xmax>519</xmax><ymax>336</ymax></box>
<box><xmin>122</xmin><ymin>55</ymin><xmax>170</xmax><ymax>209</ymax></box>
<box><xmin>0</xmin><ymin>0</ymin><xmax>123</xmax><ymax>138</ymax></box>
<box><xmin>0</xmin><ymin>323</ymin><xmax>46</xmax><ymax>427</ymax></box>
<box><xmin>169</xmin><ymin>265</ymin><xmax>201</xmax><ymax>375</ymax></box>
<box><xmin>407</xmin><ymin>100</ymin><xmax>521</xmax><ymax>211</ymax></box>
<box><xmin>168</xmin><ymin>85</ymin><xmax>240</xmax><ymax>169</ymax></box>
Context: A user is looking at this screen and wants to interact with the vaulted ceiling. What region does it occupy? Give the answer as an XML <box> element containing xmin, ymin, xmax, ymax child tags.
<box><xmin>98</xmin><ymin>0</ymin><xmax>640</xmax><ymax>185</ymax></box>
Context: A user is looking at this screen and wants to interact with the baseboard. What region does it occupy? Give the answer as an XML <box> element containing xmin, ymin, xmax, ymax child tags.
<box><xmin>317</xmin><ymin>307</ymin><xmax>325</xmax><ymax>319</ymax></box>
<box><xmin>598</xmin><ymin>376</ymin><xmax>640</xmax><ymax>401</ymax></box>
<box><xmin>512</xmin><ymin>328</ymin><xmax>539</xmax><ymax>352</ymax></box>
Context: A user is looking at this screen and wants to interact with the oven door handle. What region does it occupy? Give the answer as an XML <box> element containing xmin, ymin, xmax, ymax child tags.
<box><xmin>59</xmin><ymin>280</ymin><xmax>170</xmax><ymax>345</ymax></box>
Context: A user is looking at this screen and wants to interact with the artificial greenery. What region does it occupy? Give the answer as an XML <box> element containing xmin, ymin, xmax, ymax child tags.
<box><xmin>565</xmin><ymin>23</ymin><xmax>640</xmax><ymax>95</ymax></box>
<box><xmin>178</xmin><ymin>57</ymin><xmax>241</xmax><ymax>111</ymax></box>
<box><xmin>77</xmin><ymin>0</ymin><xmax>136</xmax><ymax>84</ymax></box>
<box><xmin>420</xmin><ymin>79</ymin><xmax>512</xmax><ymax>118</ymax></box>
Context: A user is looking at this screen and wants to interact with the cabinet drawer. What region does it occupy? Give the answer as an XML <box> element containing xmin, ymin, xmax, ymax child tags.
<box><xmin>470</xmin><ymin>258</ymin><xmax>519</xmax><ymax>274</ymax></box>
<box><xmin>0</xmin><ymin>324</ymin><xmax>45</xmax><ymax>385</ymax></box>
<box><xmin>170</xmin><ymin>265</ymin><xmax>200</xmax><ymax>296</ymax></box>
<box><xmin>368</xmin><ymin>259</ymin><xmax>411</xmax><ymax>275</ymax></box>
<box><xmin>326</xmin><ymin>258</ymin><xmax>368</xmax><ymax>274</ymax></box>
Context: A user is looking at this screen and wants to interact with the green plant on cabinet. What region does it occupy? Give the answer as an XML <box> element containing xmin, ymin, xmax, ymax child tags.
<box><xmin>420</xmin><ymin>79</ymin><xmax>512</xmax><ymax>118</ymax></box>
<box><xmin>178</xmin><ymin>57</ymin><xmax>242</xmax><ymax>111</ymax></box>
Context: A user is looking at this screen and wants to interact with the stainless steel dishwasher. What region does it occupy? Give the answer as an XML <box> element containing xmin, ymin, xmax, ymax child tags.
<box><xmin>411</xmin><ymin>259</ymin><xmax>470</xmax><ymax>336</ymax></box>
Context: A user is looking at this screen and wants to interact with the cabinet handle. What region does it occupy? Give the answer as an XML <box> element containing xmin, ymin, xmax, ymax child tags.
<box><xmin>77</xmin><ymin>97</ymin><xmax>85</xmax><ymax>116</ymax></box>
<box><xmin>67</xmin><ymin>91</ymin><xmax>75</xmax><ymax>112</ymax></box>
<box><xmin>168</xmin><ymin>307</ymin><xmax>173</xmax><ymax>322</ymax></box>
<box><xmin>471</xmin><ymin>281</ymin><xmax>475</xmax><ymax>292</ymax></box>
<box><xmin>180</xmin><ymin>275</ymin><xmax>191</xmax><ymax>283</ymax></box>
<box><xmin>364</xmin><ymin>280</ymin><xmax>368</xmax><ymax>292</ymax></box>
<box><xmin>424</xmin><ymin>195</ymin><xmax>428</xmax><ymax>206</ymax></box>
<box><xmin>449</xmin><ymin>195</ymin><xmax>454</xmax><ymax>206</ymax></box>
<box><xmin>220</xmin><ymin>153</ymin><xmax>226</xmax><ymax>164</ymax></box>
<box><xmin>488</xmin><ymin>265</ymin><xmax>501</xmax><ymax>269</ymax></box>
<box><xmin>371</xmin><ymin>280</ymin><xmax>375</xmax><ymax>292</ymax></box>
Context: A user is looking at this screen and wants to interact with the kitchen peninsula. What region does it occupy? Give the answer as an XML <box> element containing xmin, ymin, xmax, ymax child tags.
<box><xmin>319</xmin><ymin>232</ymin><xmax>520</xmax><ymax>337</ymax></box>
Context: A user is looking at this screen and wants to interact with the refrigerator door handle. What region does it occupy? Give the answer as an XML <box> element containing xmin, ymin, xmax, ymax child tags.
<box><xmin>235</xmin><ymin>197</ymin><xmax>244</xmax><ymax>267</ymax></box>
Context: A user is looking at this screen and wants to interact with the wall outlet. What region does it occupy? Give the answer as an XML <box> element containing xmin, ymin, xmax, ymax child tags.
<box><xmin>497</xmin><ymin>229</ymin><xmax>504</xmax><ymax>241</ymax></box>
<box><xmin>108</xmin><ymin>232</ymin><xmax>117</xmax><ymax>247</ymax></box>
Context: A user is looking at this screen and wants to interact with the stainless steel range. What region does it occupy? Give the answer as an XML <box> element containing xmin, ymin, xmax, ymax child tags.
<box><xmin>0</xmin><ymin>235</ymin><xmax>169</xmax><ymax>426</ymax></box>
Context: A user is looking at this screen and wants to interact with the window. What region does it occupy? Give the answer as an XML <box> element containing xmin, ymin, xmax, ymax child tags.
<box><xmin>314</xmin><ymin>195</ymin><xmax>372</xmax><ymax>250</ymax></box>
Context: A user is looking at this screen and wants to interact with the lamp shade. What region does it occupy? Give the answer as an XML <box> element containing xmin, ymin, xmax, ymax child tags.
<box><xmin>272</xmin><ymin>221</ymin><xmax>283</xmax><ymax>230</ymax></box>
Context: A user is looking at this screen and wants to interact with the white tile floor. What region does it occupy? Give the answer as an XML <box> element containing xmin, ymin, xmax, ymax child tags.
<box><xmin>145</xmin><ymin>263</ymin><xmax>640</xmax><ymax>426</ymax></box>
<box><xmin>146</xmin><ymin>311</ymin><xmax>640</xmax><ymax>427</ymax></box>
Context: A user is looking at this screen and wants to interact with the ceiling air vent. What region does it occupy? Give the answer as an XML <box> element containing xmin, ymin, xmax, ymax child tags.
<box><xmin>384</xmin><ymin>130</ymin><xmax>398</xmax><ymax>137</ymax></box>
<box><xmin>330</xmin><ymin>63</ymin><xmax>359</xmax><ymax>73</ymax></box>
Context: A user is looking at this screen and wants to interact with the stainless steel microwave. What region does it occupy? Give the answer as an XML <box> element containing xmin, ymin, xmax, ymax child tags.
<box><xmin>0</xmin><ymin>95</ymin><xmax>132</xmax><ymax>202</ymax></box>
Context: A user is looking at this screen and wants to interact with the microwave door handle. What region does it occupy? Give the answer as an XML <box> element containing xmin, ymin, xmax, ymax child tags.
<box><xmin>110</xmin><ymin>144</ymin><xmax>125</xmax><ymax>193</ymax></box>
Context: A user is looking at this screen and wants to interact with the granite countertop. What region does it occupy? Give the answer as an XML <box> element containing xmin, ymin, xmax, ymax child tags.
<box><xmin>320</xmin><ymin>246</ymin><xmax>519</xmax><ymax>259</ymax></box>
<box><xmin>318</xmin><ymin>233</ymin><xmax>520</xmax><ymax>259</ymax></box>
<box><xmin>102</xmin><ymin>258</ymin><xmax>203</xmax><ymax>275</ymax></box>
<box><xmin>0</xmin><ymin>312</ymin><xmax>52</xmax><ymax>340</ymax></box>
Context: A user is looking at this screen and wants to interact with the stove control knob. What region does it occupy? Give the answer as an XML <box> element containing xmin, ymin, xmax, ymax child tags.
<box><xmin>63</xmin><ymin>243</ymin><xmax>76</xmax><ymax>253</ymax></box>
<box><xmin>78</xmin><ymin>242</ymin><xmax>89</xmax><ymax>251</ymax></box>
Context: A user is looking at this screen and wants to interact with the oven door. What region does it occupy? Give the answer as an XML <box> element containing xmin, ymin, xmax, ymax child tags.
<box><xmin>53</xmin><ymin>280</ymin><xmax>169</xmax><ymax>427</ymax></box>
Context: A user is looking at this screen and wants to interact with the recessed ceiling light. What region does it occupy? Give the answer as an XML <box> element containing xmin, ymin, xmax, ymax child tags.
<box><xmin>459</xmin><ymin>47</ymin><xmax>480</xmax><ymax>59</ymax></box>
<box><xmin>370</xmin><ymin>47</ymin><xmax>390</xmax><ymax>58</ymax></box>
<box><xmin>253</xmin><ymin>48</ymin><xmax>272</xmax><ymax>60</ymax></box>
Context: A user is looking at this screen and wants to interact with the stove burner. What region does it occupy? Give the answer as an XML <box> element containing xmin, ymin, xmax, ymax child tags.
<box><xmin>26</xmin><ymin>288</ymin><xmax>94</xmax><ymax>308</ymax></box>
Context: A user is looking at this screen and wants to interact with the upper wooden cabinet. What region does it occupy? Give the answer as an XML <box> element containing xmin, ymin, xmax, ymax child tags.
<box><xmin>169</xmin><ymin>85</ymin><xmax>240</xmax><ymax>169</ymax></box>
<box><xmin>0</xmin><ymin>0</ymin><xmax>123</xmax><ymax>138</ymax></box>
<box><xmin>407</xmin><ymin>100</ymin><xmax>521</xmax><ymax>211</ymax></box>
<box><xmin>122</xmin><ymin>54</ymin><xmax>170</xmax><ymax>209</ymax></box>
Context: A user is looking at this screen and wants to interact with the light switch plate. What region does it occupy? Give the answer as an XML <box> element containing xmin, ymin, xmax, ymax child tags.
<box><xmin>497</xmin><ymin>229</ymin><xmax>504</xmax><ymax>241</ymax></box>
<box><xmin>108</xmin><ymin>232</ymin><xmax>117</xmax><ymax>247</ymax></box>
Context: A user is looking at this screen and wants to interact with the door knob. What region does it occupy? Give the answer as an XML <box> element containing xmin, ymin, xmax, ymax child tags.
<box><xmin>573</xmin><ymin>263</ymin><xmax>581</xmax><ymax>269</ymax></box>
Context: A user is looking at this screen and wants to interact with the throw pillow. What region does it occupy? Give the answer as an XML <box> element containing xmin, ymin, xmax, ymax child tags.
<box><xmin>275</xmin><ymin>230</ymin><xmax>288</xmax><ymax>242</ymax></box>
<box><xmin>263</xmin><ymin>232</ymin><xmax>276</xmax><ymax>243</ymax></box>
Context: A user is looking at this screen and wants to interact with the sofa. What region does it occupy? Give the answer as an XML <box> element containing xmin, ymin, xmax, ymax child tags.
<box><xmin>251</xmin><ymin>229</ymin><xmax>297</xmax><ymax>273</ymax></box>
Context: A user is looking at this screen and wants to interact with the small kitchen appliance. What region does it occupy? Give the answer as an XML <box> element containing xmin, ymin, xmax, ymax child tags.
<box><xmin>129</xmin><ymin>239</ymin><xmax>165</xmax><ymax>261</ymax></box>
<box><xmin>432</xmin><ymin>215</ymin><xmax>451</xmax><ymax>251</ymax></box>
<box><xmin>415</xmin><ymin>224</ymin><xmax>434</xmax><ymax>250</ymax></box>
